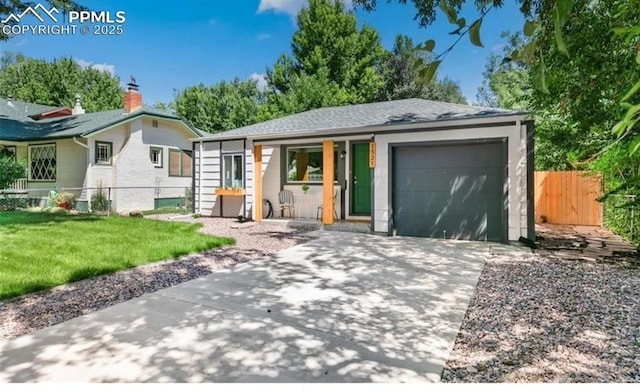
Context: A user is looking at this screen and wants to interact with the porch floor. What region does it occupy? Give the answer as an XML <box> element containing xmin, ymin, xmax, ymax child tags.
<box><xmin>260</xmin><ymin>218</ymin><xmax>371</xmax><ymax>234</ymax></box>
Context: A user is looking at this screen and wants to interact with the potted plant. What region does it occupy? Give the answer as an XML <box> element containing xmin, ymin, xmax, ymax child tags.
<box><xmin>301</xmin><ymin>184</ymin><xmax>310</xmax><ymax>194</ymax></box>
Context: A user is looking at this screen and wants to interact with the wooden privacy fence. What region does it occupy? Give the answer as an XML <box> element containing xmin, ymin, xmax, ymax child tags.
<box><xmin>534</xmin><ymin>171</ymin><xmax>602</xmax><ymax>226</ymax></box>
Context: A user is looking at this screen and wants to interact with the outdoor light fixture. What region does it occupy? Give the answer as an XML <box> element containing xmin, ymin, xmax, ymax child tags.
<box><xmin>340</xmin><ymin>150</ymin><xmax>346</xmax><ymax>160</ymax></box>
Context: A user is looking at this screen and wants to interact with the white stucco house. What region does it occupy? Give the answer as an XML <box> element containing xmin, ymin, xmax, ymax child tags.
<box><xmin>191</xmin><ymin>99</ymin><xmax>535</xmax><ymax>242</ymax></box>
<box><xmin>0</xmin><ymin>80</ymin><xmax>205</xmax><ymax>212</ymax></box>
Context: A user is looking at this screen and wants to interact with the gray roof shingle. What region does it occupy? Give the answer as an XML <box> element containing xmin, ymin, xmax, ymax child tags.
<box><xmin>198</xmin><ymin>98</ymin><xmax>524</xmax><ymax>140</ymax></box>
<box><xmin>0</xmin><ymin>98</ymin><xmax>205</xmax><ymax>141</ymax></box>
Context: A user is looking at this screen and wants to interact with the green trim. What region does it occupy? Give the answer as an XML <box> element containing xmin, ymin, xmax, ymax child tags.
<box><xmin>27</xmin><ymin>143</ymin><xmax>57</xmax><ymax>181</ymax></box>
<box><xmin>82</xmin><ymin>111</ymin><xmax>203</xmax><ymax>139</ymax></box>
<box><xmin>154</xmin><ymin>197</ymin><xmax>186</xmax><ymax>209</ymax></box>
<box><xmin>94</xmin><ymin>140</ymin><xmax>113</xmax><ymax>165</ymax></box>
<box><xmin>149</xmin><ymin>146</ymin><xmax>163</xmax><ymax>168</ymax></box>
<box><xmin>75</xmin><ymin>200</ymin><xmax>89</xmax><ymax>212</ymax></box>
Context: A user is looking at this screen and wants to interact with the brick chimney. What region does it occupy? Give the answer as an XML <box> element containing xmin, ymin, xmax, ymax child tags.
<box><xmin>123</xmin><ymin>75</ymin><xmax>142</xmax><ymax>113</ymax></box>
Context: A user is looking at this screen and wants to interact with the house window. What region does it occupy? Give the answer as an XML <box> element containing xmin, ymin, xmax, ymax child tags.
<box><xmin>95</xmin><ymin>141</ymin><xmax>113</xmax><ymax>165</ymax></box>
<box><xmin>150</xmin><ymin>147</ymin><xmax>163</xmax><ymax>168</ymax></box>
<box><xmin>29</xmin><ymin>144</ymin><xmax>56</xmax><ymax>181</ymax></box>
<box><xmin>169</xmin><ymin>149</ymin><xmax>192</xmax><ymax>177</ymax></box>
<box><xmin>152</xmin><ymin>119</ymin><xmax>159</xmax><ymax>128</ymax></box>
<box><xmin>222</xmin><ymin>154</ymin><xmax>243</xmax><ymax>188</ymax></box>
<box><xmin>286</xmin><ymin>145</ymin><xmax>337</xmax><ymax>183</ymax></box>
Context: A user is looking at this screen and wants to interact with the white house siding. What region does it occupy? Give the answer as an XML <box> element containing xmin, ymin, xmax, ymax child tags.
<box><xmin>86</xmin><ymin>124</ymin><xmax>128</xmax><ymax>205</ymax></box>
<box><xmin>108</xmin><ymin>118</ymin><xmax>194</xmax><ymax>212</ymax></box>
<box><xmin>261</xmin><ymin>146</ymin><xmax>280</xmax><ymax>218</ymax></box>
<box><xmin>195</xmin><ymin>139</ymin><xmax>257</xmax><ymax>217</ymax></box>
<box><xmin>26</xmin><ymin>139</ymin><xmax>88</xmax><ymax>200</ymax></box>
<box><xmin>194</xmin><ymin>141</ymin><xmax>220</xmax><ymax>215</ymax></box>
<box><xmin>374</xmin><ymin>121</ymin><xmax>528</xmax><ymax>241</ymax></box>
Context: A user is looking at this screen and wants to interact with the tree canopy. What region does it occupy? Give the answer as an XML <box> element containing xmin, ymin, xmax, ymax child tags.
<box><xmin>265</xmin><ymin>0</ymin><xmax>386</xmax><ymax>115</ymax></box>
<box><xmin>174</xmin><ymin>0</ymin><xmax>468</xmax><ymax>133</ymax></box>
<box><xmin>173</xmin><ymin>78</ymin><xmax>266</xmax><ymax>133</ymax></box>
<box><xmin>378</xmin><ymin>34</ymin><xmax>466</xmax><ymax>104</ymax></box>
<box><xmin>0</xmin><ymin>53</ymin><xmax>123</xmax><ymax>112</ymax></box>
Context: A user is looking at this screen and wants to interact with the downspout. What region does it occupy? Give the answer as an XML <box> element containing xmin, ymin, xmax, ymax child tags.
<box><xmin>73</xmin><ymin>136</ymin><xmax>91</xmax><ymax>212</ymax></box>
<box><xmin>198</xmin><ymin>141</ymin><xmax>203</xmax><ymax>214</ymax></box>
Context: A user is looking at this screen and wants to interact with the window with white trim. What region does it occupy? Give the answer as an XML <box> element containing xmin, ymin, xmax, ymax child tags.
<box><xmin>29</xmin><ymin>144</ymin><xmax>56</xmax><ymax>181</ymax></box>
<box><xmin>222</xmin><ymin>154</ymin><xmax>243</xmax><ymax>188</ymax></box>
<box><xmin>150</xmin><ymin>147</ymin><xmax>163</xmax><ymax>167</ymax></box>
<box><xmin>95</xmin><ymin>141</ymin><xmax>113</xmax><ymax>165</ymax></box>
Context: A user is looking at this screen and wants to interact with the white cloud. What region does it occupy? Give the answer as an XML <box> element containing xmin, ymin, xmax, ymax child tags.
<box><xmin>250</xmin><ymin>72</ymin><xmax>268</xmax><ymax>90</ymax></box>
<box><xmin>75</xmin><ymin>58</ymin><xmax>116</xmax><ymax>76</ymax></box>
<box><xmin>257</xmin><ymin>0</ymin><xmax>307</xmax><ymax>16</ymax></box>
<box><xmin>257</xmin><ymin>33</ymin><xmax>271</xmax><ymax>40</ymax></box>
<box><xmin>257</xmin><ymin>0</ymin><xmax>352</xmax><ymax>18</ymax></box>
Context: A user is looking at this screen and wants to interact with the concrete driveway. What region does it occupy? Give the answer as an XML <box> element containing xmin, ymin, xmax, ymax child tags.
<box><xmin>0</xmin><ymin>231</ymin><xmax>525</xmax><ymax>382</ymax></box>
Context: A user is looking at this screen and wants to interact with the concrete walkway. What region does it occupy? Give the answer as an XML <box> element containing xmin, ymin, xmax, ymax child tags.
<box><xmin>0</xmin><ymin>232</ymin><xmax>527</xmax><ymax>382</ymax></box>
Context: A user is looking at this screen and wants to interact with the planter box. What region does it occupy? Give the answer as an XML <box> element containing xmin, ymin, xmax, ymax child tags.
<box><xmin>215</xmin><ymin>188</ymin><xmax>246</xmax><ymax>196</ymax></box>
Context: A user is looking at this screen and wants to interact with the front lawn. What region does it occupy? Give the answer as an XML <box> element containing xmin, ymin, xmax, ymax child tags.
<box><xmin>0</xmin><ymin>211</ymin><xmax>234</xmax><ymax>300</ymax></box>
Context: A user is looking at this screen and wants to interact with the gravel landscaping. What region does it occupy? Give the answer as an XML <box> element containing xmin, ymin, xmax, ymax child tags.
<box><xmin>0</xmin><ymin>216</ymin><xmax>309</xmax><ymax>342</ymax></box>
<box><xmin>443</xmin><ymin>245</ymin><xmax>640</xmax><ymax>382</ymax></box>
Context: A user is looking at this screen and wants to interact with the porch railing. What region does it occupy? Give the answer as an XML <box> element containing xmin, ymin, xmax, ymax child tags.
<box><xmin>1</xmin><ymin>178</ymin><xmax>27</xmax><ymax>193</ymax></box>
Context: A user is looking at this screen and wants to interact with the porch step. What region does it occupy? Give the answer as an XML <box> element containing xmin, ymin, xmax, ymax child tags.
<box><xmin>260</xmin><ymin>218</ymin><xmax>370</xmax><ymax>234</ymax></box>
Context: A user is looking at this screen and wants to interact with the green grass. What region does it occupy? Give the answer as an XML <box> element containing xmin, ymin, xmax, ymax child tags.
<box><xmin>0</xmin><ymin>211</ymin><xmax>234</xmax><ymax>300</ymax></box>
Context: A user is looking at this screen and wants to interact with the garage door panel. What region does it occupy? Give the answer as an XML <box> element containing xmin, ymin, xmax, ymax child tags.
<box><xmin>394</xmin><ymin>169</ymin><xmax>503</xmax><ymax>193</ymax></box>
<box><xmin>392</xmin><ymin>142</ymin><xmax>505</xmax><ymax>242</ymax></box>
<box><xmin>394</xmin><ymin>144</ymin><xmax>503</xmax><ymax>169</ymax></box>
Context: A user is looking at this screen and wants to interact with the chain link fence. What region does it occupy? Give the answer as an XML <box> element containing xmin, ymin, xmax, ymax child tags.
<box><xmin>0</xmin><ymin>186</ymin><xmax>193</xmax><ymax>215</ymax></box>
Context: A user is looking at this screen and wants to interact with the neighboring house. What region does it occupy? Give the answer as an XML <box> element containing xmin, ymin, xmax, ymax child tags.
<box><xmin>0</xmin><ymin>80</ymin><xmax>204</xmax><ymax>212</ymax></box>
<box><xmin>192</xmin><ymin>98</ymin><xmax>534</xmax><ymax>242</ymax></box>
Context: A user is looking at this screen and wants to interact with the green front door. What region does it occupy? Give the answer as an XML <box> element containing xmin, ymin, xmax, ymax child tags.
<box><xmin>351</xmin><ymin>143</ymin><xmax>371</xmax><ymax>215</ymax></box>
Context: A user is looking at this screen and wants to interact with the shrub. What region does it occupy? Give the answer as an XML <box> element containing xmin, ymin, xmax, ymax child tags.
<box><xmin>91</xmin><ymin>182</ymin><xmax>110</xmax><ymax>212</ymax></box>
<box><xmin>53</xmin><ymin>191</ymin><xmax>76</xmax><ymax>210</ymax></box>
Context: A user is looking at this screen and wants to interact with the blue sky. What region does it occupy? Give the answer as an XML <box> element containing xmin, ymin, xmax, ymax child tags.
<box><xmin>1</xmin><ymin>0</ymin><xmax>525</xmax><ymax>106</ymax></box>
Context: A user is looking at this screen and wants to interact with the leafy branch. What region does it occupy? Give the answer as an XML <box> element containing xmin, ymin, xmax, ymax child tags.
<box><xmin>414</xmin><ymin>0</ymin><xmax>495</xmax><ymax>84</ymax></box>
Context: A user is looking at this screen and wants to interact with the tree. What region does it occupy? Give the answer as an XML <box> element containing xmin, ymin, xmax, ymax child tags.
<box><xmin>0</xmin><ymin>53</ymin><xmax>123</xmax><ymax>112</ymax></box>
<box><xmin>1</xmin><ymin>1</ymin><xmax>86</xmax><ymax>40</ymax></box>
<box><xmin>0</xmin><ymin>147</ymin><xmax>26</xmax><ymax>192</ymax></box>
<box><xmin>475</xmin><ymin>33</ymin><xmax>530</xmax><ymax>110</ymax></box>
<box><xmin>173</xmin><ymin>78</ymin><xmax>266</xmax><ymax>133</ymax></box>
<box><xmin>377</xmin><ymin>34</ymin><xmax>467</xmax><ymax>104</ymax></box>
<box><xmin>265</xmin><ymin>0</ymin><xmax>385</xmax><ymax>115</ymax></box>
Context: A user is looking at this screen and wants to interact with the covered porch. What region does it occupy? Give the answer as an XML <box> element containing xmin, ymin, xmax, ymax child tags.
<box><xmin>251</xmin><ymin>137</ymin><xmax>374</xmax><ymax>227</ymax></box>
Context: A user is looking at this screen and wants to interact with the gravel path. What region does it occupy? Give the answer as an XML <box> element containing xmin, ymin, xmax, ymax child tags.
<box><xmin>0</xmin><ymin>216</ymin><xmax>309</xmax><ymax>342</ymax></box>
<box><xmin>442</xmin><ymin>254</ymin><xmax>640</xmax><ymax>382</ymax></box>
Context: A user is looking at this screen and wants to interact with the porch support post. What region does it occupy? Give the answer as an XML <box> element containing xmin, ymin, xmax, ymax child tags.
<box><xmin>253</xmin><ymin>144</ymin><xmax>262</xmax><ymax>222</ymax></box>
<box><xmin>322</xmin><ymin>139</ymin><xmax>334</xmax><ymax>224</ymax></box>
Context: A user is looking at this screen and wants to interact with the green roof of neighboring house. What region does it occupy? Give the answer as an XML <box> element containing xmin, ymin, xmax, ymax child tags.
<box><xmin>195</xmin><ymin>98</ymin><xmax>527</xmax><ymax>141</ymax></box>
<box><xmin>0</xmin><ymin>98</ymin><xmax>206</xmax><ymax>141</ymax></box>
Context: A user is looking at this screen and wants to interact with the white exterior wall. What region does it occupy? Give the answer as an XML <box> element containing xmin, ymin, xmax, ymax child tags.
<box><xmin>261</xmin><ymin>146</ymin><xmax>281</xmax><ymax>218</ymax></box>
<box><xmin>99</xmin><ymin>117</ymin><xmax>194</xmax><ymax>212</ymax></box>
<box><xmin>194</xmin><ymin>141</ymin><xmax>220</xmax><ymax>215</ymax></box>
<box><xmin>374</xmin><ymin>122</ymin><xmax>527</xmax><ymax>241</ymax></box>
<box><xmin>195</xmin><ymin>139</ymin><xmax>251</xmax><ymax>217</ymax></box>
<box><xmin>25</xmin><ymin>139</ymin><xmax>88</xmax><ymax>199</ymax></box>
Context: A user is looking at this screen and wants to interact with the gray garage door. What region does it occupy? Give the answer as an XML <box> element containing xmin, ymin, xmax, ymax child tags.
<box><xmin>392</xmin><ymin>142</ymin><xmax>506</xmax><ymax>242</ymax></box>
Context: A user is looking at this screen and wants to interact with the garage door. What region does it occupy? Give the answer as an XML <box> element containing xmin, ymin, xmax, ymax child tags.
<box><xmin>392</xmin><ymin>142</ymin><xmax>506</xmax><ymax>241</ymax></box>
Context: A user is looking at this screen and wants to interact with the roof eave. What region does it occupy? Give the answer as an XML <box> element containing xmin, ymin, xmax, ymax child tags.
<box><xmin>190</xmin><ymin>112</ymin><xmax>532</xmax><ymax>143</ymax></box>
